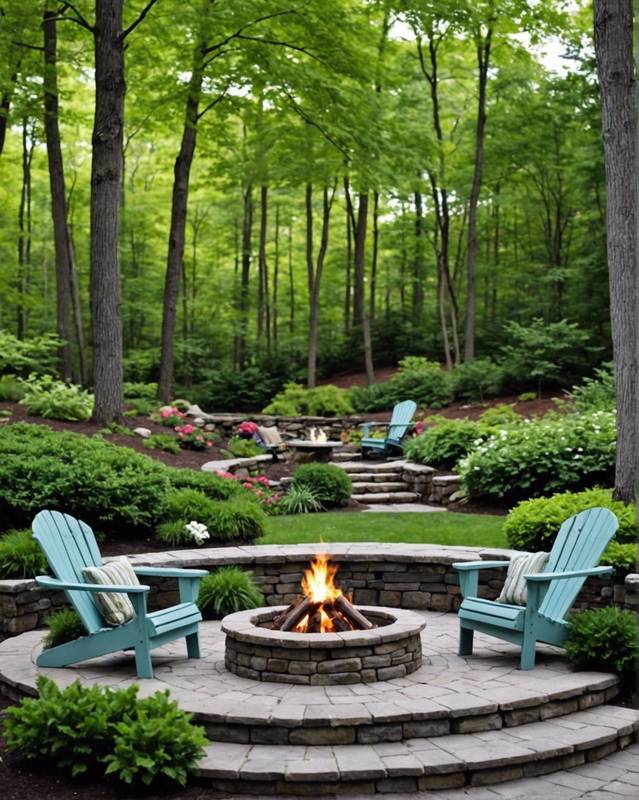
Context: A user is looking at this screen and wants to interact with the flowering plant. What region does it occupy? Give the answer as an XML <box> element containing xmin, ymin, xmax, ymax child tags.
<box><xmin>236</xmin><ymin>421</ymin><xmax>260</xmax><ymax>438</ymax></box>
<box><xmin>215</xmin><ymin>471</ymin><xmax>281</xmax><ymax>511</ymax></box>
<box><xmin>175</xmin><ymin>424</ymin><xmax>218</xmax><ymax>451</ymax></box>
<box><xmin>185</xmin><ymin>520</ymin><xmax>210</xmax><ymax>545</ymax></box>
<box><xmin>152</xmin><ymin>406</ymin><xmax>187</xmax><ymax>427</ymax></box>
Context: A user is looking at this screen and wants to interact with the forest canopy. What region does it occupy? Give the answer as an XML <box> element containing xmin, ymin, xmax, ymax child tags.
<box><xmin>0</xmin><ymin>0</ymin><xmax>608</xmax><ymax>411</ymax></box>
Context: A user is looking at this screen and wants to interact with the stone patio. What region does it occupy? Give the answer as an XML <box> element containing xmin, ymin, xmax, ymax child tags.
<box><xmin>1</xmin><ymin>610</ymin><xmax>637</xmax><ymax>795</ymax></box>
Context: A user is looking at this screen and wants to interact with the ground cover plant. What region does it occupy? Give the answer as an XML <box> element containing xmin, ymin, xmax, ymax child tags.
<box><xmin>19</xmin><ymin>375</ymin><xmax>94</xmax><ymax>421</ymax></box>
<box><xmin>3</xmin><ymin>676</ymin><xmax>207</xmax><ymax>787</ymax></box>
<box><xmin>197</xmin><ymin>567</ymin><xmax>264</xmax><ymax>618</ymax></box>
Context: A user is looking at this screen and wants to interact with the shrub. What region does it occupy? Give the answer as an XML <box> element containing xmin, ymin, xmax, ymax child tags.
<box><xmin>518</xmin><ymin>391</ymin><xmax>536</xmax><ymax>402</ymax></box>
<box><xmin>500</xmin><ymin>318</ymin><xmax>592</xmax><ymax>395</ymax></box>
<box><xmin>151</xmin><ymin>405</ymin><xmax>187</xmax><ymax>427</ymax></box>
<box><xmin>123</xmin><ymin>381</ymin><xmax>158</xmax><ymax>400</ymax></box>
<box><xmin>197</xmin><ymin>567</ymin><xmax>264</xmax><ymax>618</ymax></box>
<box><xmin>143</xmin><ymin>433</ymin><xmax>181</xmax><ymax>454</ymax></box>
<box><xmin>503</xmin><ymin>488</ymin><xmax>636</xmax><ymax>551</ymax></box>
<box><xmin>405</xmin><ymin>419</ymin><xmax>484</xmax><ymax>470</ymax></box>
<box><xmin>0</xmin><ymin>423</ymin><xmax>170</xmax><ymax>530</ymax></box>
<box><xmin>174</xmin><ymin>424</ymin><xmax>218</xmax><ymax>450</ymax></box>
<box><xmin>567</xmin><ymin>363</ymin><xmax>615</xmax><ymax>412</ymax></box>
<box><xmin>3</xmin><ymin>676</ymin><xmax>206</xmax><ymax>786</ymax></box>
<box><xmin>452</xmin><ymin>359</ymin><xmax>503</xmax><ymax>401</ymax></box>
<box><xmin>43</xmin><ymin>609</ymin><xmax>85</xmax><ymax>649</ymax></box>
<box><xmin>459</xmin><ymin>411</ymin><xmax>616</xmax><ymax>501</ymax></box>
<box><xmin>19</xmin><ymin>374</ymin><xmax>94</xmax><ymax>421</ymax></box>
<box><xmin>279</xmin><ymin>485</ymin><xmax>323</xmax><ymax>514</ymax></box>
<box><xmin>292</xmin><ymin>463</ymin><xmax>351</xmax><ymax>507</ymax></box>
<box><xmin>0</xmin><ymin>529</ymin><xmax>47</xmax><ymax>578</ymax></box>
<box><xmin>223</xmin><ymin>435</ymin><xmax>267</xmax><ymax>458</ymax></box>
<box><xmin>351</xmin><ymin>358</ymin><xmax>453</xmax><ymax>411</ymax></box>
<box><xmin>124</xmin><ymin>397</ymin><xmax>154</xmax><ymax>417</ymax></box>
<box><xmin>600</xmin><ymin>541</ymin><xmax>638</xmax><ymax>576</ymax></box>
<box><xmin>157</xmin><ymin>489</ymin><xmax>266</xmax><ymax>545</ymax></box>
<box><xmin>480</xmin><ymin>404</ymin><xmax>522</xmax><ymax>427</ymax></box>
<box><xmin>263</xmin><ymin>382</ymin><xmax>354</xmax><ymax>416</ymax></box>
<box><xmin>165</xmin><ymin>467</ymin><xmax>245</xmax><ymax>501</ymax></box>
<box><xmin>0</xmin><ymin>330</ymin><xmax>61</xmax><ymax>376</ymax></box>
<box><xmin>565</xmin><ymin>608</ymin><xmax>638</xmax><ymax>674</ymax></box>
<box><xmin>197</xmin><ymin>365</ymin><xmax>277</xmax><ymax>412</ymax></box>
<box><xmin>0</xmin><ymin>374</ymin><xmax>25</xmax><ymax>402</ymax></box>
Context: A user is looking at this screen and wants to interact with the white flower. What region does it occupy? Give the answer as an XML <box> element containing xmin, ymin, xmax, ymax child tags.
<box><xmin>185</xmin><ymin>520</ymin><xmax>210</xmax><ymax>545</ymax></box>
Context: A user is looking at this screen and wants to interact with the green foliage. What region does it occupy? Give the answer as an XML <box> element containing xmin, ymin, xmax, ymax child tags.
<box><xmin>292</xmin><ymin>463</ymin><xmax>351</xmax><ymax>507</ymax></box>
<box><xmin>500</xmin><ymin>319</ymin><xmax>592</xmax><ymax>394</ymax></box>
<box><xmin>124</xmin><ymin>397</ymin><xmax>154</xmax><ymax>417</ymax></box>
<box><xmin>351</xmin><ymin>358</ymin><xmax>453</xmax><ymax>411</ymax></box>
<box><xmin>0</xmin><ymin>374</ymin><xmax>25</xmax><ymax>402</ymax></box>
<box><xmin>157</xmin><ymin>488</ymin><xmax>266</xmax><ymax>545</ymax></box>
<box><xmin>0</xmin><ymin>331</ymin><xmax>61</xmax><ymax>376</ymax></box>
<box><xmin>600</xmin><ymin>541</ymin><xmax>638</xmax><ymax>576</ymax></box>
<box><xmin>459</xmin><ymin>411</ymin><xmax>616</xmax><ymax>501</ymax></box>
<box><xmin>503</xmin><ymin>488</ymin><xmax>636</xmax><ymax>551</ymax></box>
<box><xmin>124</xmin><ymin>381</ymin><xmax>158</xmax><ymax>400</ymax></box>
<box><xmin>19</xmin><ymin>374</ymin><xmax>94</xmax><ymax>421</ymax></box>
<box><xmin>279</xmin><ymin>484</ymin><xmax>323</xmax><ymax>514</ymax></box>
<box><xmin>103</xmin><ymin>690</ymin><xmax>207</xmax><ymax>786</ymax></box>
<box><xmin>197</xmin><ymin>567</ymin><xmax>264</xmax><ymax>618</ymax></box>
<box><xmin>518</xmin><ymin>392</ymin><xmax>537</xmax><ymax>402</ymax></box>
<box><xmin>223</xmin><ymin>435</ymin><xmax>267</xmax><ymax>457</ymax></box>
<box><xmin>567</xmin><ymin>363</ymin><xmax>615</xmax><ymax>412</ymax></box>
<box><xmin>480</xmin><ymin>404</ymin><xmax>522</xmax><ymax>427</ymax></box>
<box><xmin>452</xmin><ymin>359</ymin><xmax>503</xmax><ymax>401</ymax></box>
<box><xmin>195</xmin><ymin>366</ymin><xmax>278</xmax><ymax>412</ymax></box>
<box><xmin>263</xmin><ymin>382</ymin><xmax>355</xmax><ymax>416</ymax></box>
<box><xmin>0</xmin><ymin>528</ymin><xmax>47</xmax><ymax>578</ymax></box>
<box><xmin>0</xmin><ymin>423</ymin><xmax>170</xmax><ymax>530</ymax></box>
<box><xmin>405</xmin><ymin>419</ymin><xmax>485</xmax><ymax>469</ymax></box>
<box><xmin>143</xmin><ymin>433</ymin><xmax>181</xmax><ymax>453</ymax></box>
<box><xmin>43</xmin><ymin>609</ymin><xmax>85</xmax><ymax>649</ymax></box>
<box><xmin>565</xmin><ymin>608</ymin><xmax>638</xmax><ymax>674</ymax></box>
<box><xmin>165</xmin><ymin>467</ymin><xmax>245</xmax><ymax>500</ymax></box>
<box><xmin>3</xmin><ymin>677</ymin><xmax>206</xmax><ymax>786</ymax></box>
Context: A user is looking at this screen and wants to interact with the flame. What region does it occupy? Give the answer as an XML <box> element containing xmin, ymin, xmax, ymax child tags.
<box><xmin>301</xmin><ymin>553</ymin><xmax>342</xmax><ymax>604</ymax></box>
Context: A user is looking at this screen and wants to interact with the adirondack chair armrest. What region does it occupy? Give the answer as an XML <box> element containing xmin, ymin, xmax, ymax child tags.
<box><xmin>525</xmin><ymin>566</ymin><xmax>614</xmax><ymax>582</ymax></box>
<box><xmin>453</xmin><ymin>560</ymin><xmax>510</xmax><ymax>598</ymax></box>
<box><xmin>35</xmin><ymin>576</ymin><xmax>150</xmax><ymax>594</ymax></box>
<box><xmin>453</xmin><ymin>560</ymin><xmax>510</xmax><ymax>571</ymax></box>
<box><xmin>133</xmin><ymin>567</ymin><xmax>208</xmax><ymax>579</ymax></box>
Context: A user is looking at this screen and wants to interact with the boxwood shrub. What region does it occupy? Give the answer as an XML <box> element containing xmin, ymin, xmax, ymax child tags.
<box><xmin>351</xmin><ymin>357</ymin><xmax>453</xmax><ymax>412</ymax></box>
<box><xmin>503</xmin><ymin>488</ymin><xmax>636</xmax><ymax>551</ymax></box>
<box><xmin>459</xmin><ymin>411</ymin><xmax>616</xmax><ymax>502</ymax></box>
<box><xmin>565</xmin><ymin>608</ymin><xmax>638</xmax><ymax>674</ymax></box>
<box><xmin>292</xmin><ymin>463</ymin><xmax>351</xmax><ymax>507</ymax></box>
<box><xmin>405</xmin><ymin>418</ymin><xmax>485</xmax><ymax>470</ymax></box>
<box><xmin>0</xmin><ymin>423</ymin><xmax>170</xmax><ymax>531</ymax></box>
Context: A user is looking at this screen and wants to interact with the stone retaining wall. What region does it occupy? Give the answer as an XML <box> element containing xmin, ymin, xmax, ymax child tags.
<box><xmin>1</xmin><ymin>544</ymin><xmax>636</xmax><ymax>636</ymax></box>
<box><xmin>192</xmin><ymin>412</ymin><xmax>367</xmax><ymax>441</ymax></box>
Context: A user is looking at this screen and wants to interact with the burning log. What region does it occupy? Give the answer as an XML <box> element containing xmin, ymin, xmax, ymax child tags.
<box><xmin>275</xmin><ymin>597</ymin><xmax>319</xmax><ymax>631</ymax></box>
<box><xmin>334</xmin><ymin>594</ymin><xmax>374</xmax><ymax>630</ymax></box>
<box><xmin>322</xmin><ymin>601</ymin><xmax>351</xmax><ymax>632</ymax></box>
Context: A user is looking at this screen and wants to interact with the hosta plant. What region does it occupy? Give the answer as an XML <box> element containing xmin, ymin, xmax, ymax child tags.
<box><xmin>19</xmin><ymin>374</ymin><xmax>93</xmax><ymax>421</ymax></box>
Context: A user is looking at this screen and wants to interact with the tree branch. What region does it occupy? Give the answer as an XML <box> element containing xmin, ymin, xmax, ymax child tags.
<box><xmin>11</xmin><ymin>40</ymin><xmax>44</xmax><ymax>52</ymax></box>
<box><xmin>203</xmin><ymin>5</ymin><xmax>303</xmax><ymax>55</ymax></box>
<box><xmin>58</xmin><ymin>2</ymin><xmax>93</xmax><ymax>32</ymax></box>
<box><xmin>196</xmin><ymin>85</ymin><xmax>229</xmax><ymax>120</ymax></box>
<box><xmin>235</xmin><ymin>34</ymin><xmax>323</xmax><ymax>64</ymax></box>
<box><xmin>120</xmin><ymin>0</ymin><xmax>159</xmax><ymax>40</ymax></box>
<box><xmin>283</xmin><ymin>90</ymin><xmax>351</xmax><ymax>161</ymax></box>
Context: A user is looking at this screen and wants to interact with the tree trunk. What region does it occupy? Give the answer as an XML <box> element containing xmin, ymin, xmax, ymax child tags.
<box><xmin>90</xmin><ymin>0</ymin><xmax>125</xmax><ymax>423</ymax></box>
<box><xmin>412</xmin><ymin>189</ymin><xmax>424</xmax><ymax>326</ymax></box>
<box><xmin>370</xmin><ymin>190</ymin><xmax>379</xmax><ymax>322</ymax></box>
<box><xmin>257</xmin><ymin>185</ymin><xmax>268</xmax><ymax>347</ymax></box>
<box><xmin>344</xmin><ymin>196</ymin><xmax>352</xmax><ymax>333</ymax></box>
<box><xmin>307</xmin><ymin>184</ymin><xmax>335</xmax><ymax>388</ymax></box>
<box><xmin>43</xmin><ymin>8</ymin><xmax>74</xmax><ymax>381</ymax></box>
<box><xmin>67</xmin><ymin>223</ymin><xmax>88</xmax><ymax>384</ymax></box>
<box><xmin>17</xmin><ymin>119</ymin><xmax>34</xmax><ymax>339</ymax></box>
<box><xmin>594</xmin><ymin>0</ymin><xmax>637</xmax><ymax>503</ymax></box>
<box><xmin>464</xmin><ymin>28</ymin><xmax>492</xmax><ymax>361</ymax></box>
<box><xmin>237</xmin><ymin>184</ymin><xmax>253</xmax><ymax>367</ymax></box>
<box><xmin>354</xmin><ymin>192</ymin><xmax>374</xmax><ymax>384</ymax></box>
<box><xmin>272</xmin><ymin>202</ymin><xmax>279</xmax><ymax>345</ymax></box>
<box><xmin>158</xmin><ymin>44</ymin><xmax>204</xmax><ymax>402</ymax></box>
<box><xmin>288</xmin><ymin>220</ymin><xmax>295</xmax><ymax>336</ymax></box>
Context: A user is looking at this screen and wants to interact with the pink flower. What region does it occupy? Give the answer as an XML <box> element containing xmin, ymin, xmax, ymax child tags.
<box><xmin>161</xmin><ymin>409</ymin><xmax>170</xmax><ymax>418</ymax></box>
<box><xmin>206</xmin><ymin>440</ymin><xmax>213</xmax><ymax>447</ymax></box>
<box><xmin>182</xmin><ymin>424</ymin><xmax>194</xmax><ymax>435</ymax></box>
<box><xmin>257</xmin><ymin>476</ymin><xmax>269</xmax><ymax>486</ymax></box>
<box><xmin>196</xmin><ymin>435</ymin><xmax>203</xmax><ymax>442</ymax></box>
<box><xmin>242</xmin><ymin>482</ymin><xmax>252</xmax><ymax>489</ymax></box>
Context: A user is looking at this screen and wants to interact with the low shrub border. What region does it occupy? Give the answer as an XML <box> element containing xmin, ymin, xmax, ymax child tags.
<box><xmin>1</xmin><ymin>543</ymin><xmax>636</xmax><ymax>636</ymax></box>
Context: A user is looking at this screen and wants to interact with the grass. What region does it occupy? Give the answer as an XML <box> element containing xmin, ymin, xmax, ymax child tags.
<box><xmin>260</xmin><ymin>511</ymin><xmax>507</xmax><ymax>548</ymax></box>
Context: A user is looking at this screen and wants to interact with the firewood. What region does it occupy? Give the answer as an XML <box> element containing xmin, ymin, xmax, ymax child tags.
<box><xmin>322</xmin><ymin>602</ymin><xmax>351</xmax><ymax>632</ymax></box>
<box><xmin>272</xmin><ymin>596</ymin><xmax>303</xmax><ymax>630</ymax></box>
<box><xmin>279</xmin><ymin>597</ymin><xmax>320</xmax><ymax>631</ymax></box>
<box><xmin>307</xmin><ymin>609</ymin><xmax>321</xmax><ymax>633</ymax></box>
<box><xmin>334</xmin><ymin>594</ymin><xmax>374</xmax><ymax>630</ymax></box>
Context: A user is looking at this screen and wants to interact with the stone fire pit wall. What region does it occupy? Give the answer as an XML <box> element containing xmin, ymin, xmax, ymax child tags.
<box><xmin>223</xmin><ymin>606</ymin><xmax>425</xmax><ymax>685</ymax></box>
<box><xmin>0</xmin><ymin>544</ymin><xmax>635</xmax><ymax>635</ymax></box>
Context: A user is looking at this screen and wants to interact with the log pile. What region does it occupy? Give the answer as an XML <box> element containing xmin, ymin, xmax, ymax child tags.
<box><xmin>271</xmin><ymin>593</ymin><xmax>375</xmax><ymax>633</ymax></box>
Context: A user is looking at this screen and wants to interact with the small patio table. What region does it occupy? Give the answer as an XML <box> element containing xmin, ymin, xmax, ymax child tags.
<box><xmin>287</xmin><ymin>439</ymin><xmax>343</xmax><ymax>463</ymax></box>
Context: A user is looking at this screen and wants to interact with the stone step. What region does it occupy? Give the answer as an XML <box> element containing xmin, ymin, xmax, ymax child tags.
<box><xmin>351</xmin><ymin>481</ymin><xmax>410</xmax><ymax>493</ymax></box>
<box><xmin>352</xmin><ymin>491</ymin><xmax>420</xmax><ymax>504</ymax></box>
<box><xmin>347</xmin><ymin>472</ymin><xmax>405</xmax><ymax>482</ymax></box>
<box><xmin>331</xmin><ymin>452</ymin><xmax>362</xmax><ymax>462</ymax></box>
<box><xmin>335</xmin><ymin>460</ymin><xmax>405</xmax><ymax>473</ymax></box>
<box><xmin>197</xmin><ymin>705</ymin><xmax>639</xmax><ymax>794</ymax></box>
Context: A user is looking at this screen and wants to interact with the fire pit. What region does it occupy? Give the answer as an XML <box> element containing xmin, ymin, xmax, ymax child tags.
<box><xmin>223</xmin><ymin>554</ymin><xmax>426</xmax><ymax>684</ymax></box>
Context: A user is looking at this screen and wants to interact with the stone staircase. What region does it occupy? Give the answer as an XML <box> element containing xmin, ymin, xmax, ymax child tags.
<box><xmin>335</xmin><ymin>459</ymin><xmax>422</xmax><ymax>504</ymax></box>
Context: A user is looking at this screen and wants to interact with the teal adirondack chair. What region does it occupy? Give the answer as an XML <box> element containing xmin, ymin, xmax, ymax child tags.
<box><xmin>32</xmin><ymin>510</ymin><xmax>208</xmax><ymax>679</ymax></box>
<box><xmin>453</xmin><ymin>507</ymin><xmax>618</xmax><ymax>670</ymax></box>
<box><xmin>360</xmin><ymin>400</ymin><xmax>417</xmax><ymax>458</ymax></box>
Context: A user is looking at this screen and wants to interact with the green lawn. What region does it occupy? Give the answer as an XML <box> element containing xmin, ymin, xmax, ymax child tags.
<box><xmin>259</xmin><ymin>511</ymin><xmax>507</xmax><ymax>548</ymax></box>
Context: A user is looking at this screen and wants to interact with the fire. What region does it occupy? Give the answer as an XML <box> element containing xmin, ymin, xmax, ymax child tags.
<box><xmin>301</xmin><ymin>553</ymin><xmax>342</xmax><ymax>604</ymax></box>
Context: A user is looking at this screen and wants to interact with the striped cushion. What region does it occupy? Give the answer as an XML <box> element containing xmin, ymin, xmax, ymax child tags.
<box><xmin>82</xmin><ymin>557</ymin><xmax>139</xmax><ymax>626</ymax></box>
<box><xmin>496</xmin><ymin>551</ymin><xmax>549</xmax><ymax>606</ymax></box>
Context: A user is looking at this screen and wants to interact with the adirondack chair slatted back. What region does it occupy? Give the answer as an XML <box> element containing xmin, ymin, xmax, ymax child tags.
<box><xmin>32</xmin><ymin>510</ymin><xmax>105</xmax><ymax>633</ymax></box>
<box><xmin>538</xmin><ymin>507</ymin><xmax>618</xmax><ymax>622</ymax></box>
<box><xmin>387</xmin><ymin>400</ymin><xmax>417</xmax><ymax>442</ymax></box>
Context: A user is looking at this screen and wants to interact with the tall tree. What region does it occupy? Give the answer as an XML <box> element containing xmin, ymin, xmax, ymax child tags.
<box><xmin>593</xmin><ymin>0</ymin><xmax>637</xmax><ymax>503</ymax></box>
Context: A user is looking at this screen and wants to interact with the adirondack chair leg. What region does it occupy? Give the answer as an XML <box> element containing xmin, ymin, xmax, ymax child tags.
<box><xmin>458</xmin><ymin>625</ymin><xmax>474</xmax><ymax>656</ymax></box>
<box><xmin>519</xmin><ymin>634</ymin><xmax>537</xmax><ymax>670</ymax></box>
<box><xmin>134</xmin><ymin>643</ymin><xmax>154</xmax><ymax>679</ymax></box>
<box><xmin>186</xmin><ymin>632</ymin><xmax>201</xmax><ymax>659</ymax></box>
